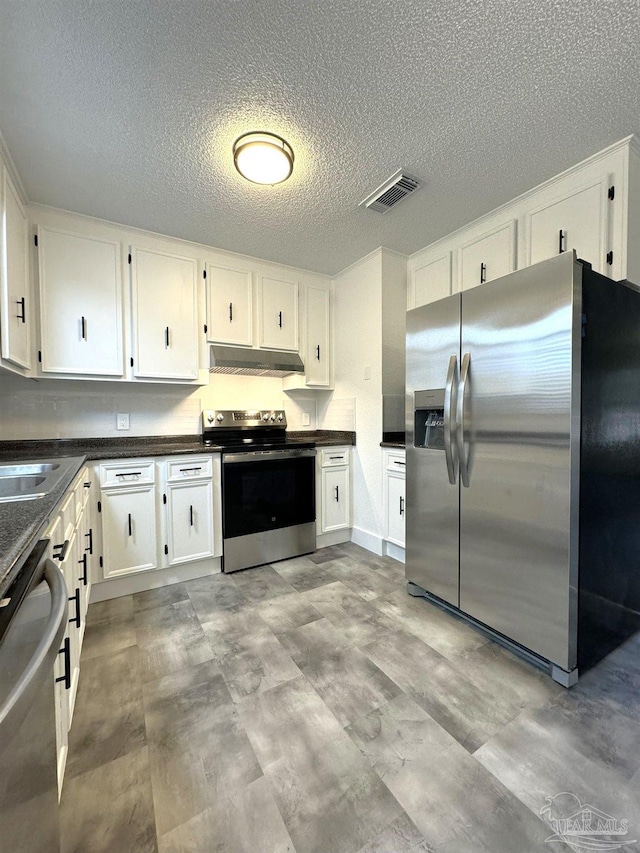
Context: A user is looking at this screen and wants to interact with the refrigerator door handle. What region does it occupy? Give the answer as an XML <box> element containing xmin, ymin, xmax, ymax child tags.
<box><xmin>457</xmin><ymin>351</ymin><xmax>471</xmax><ymax>487</ymax></box>
<box><xmin>443</xmin><ymin>354</ymin><xmax>459</xmax><ymax>485</ymax></box>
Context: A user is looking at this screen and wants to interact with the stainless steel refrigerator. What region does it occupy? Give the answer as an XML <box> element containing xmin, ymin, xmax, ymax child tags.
<box><xmin>406</xmin><ymin>251</ymin><xmax>640</xmax><ymax>686</ymax></box>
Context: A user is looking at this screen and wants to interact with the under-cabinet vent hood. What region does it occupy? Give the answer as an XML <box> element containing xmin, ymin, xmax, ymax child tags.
<box><xmin>209</xmin><ymin>345</ymin><xmax>304</xmax><ymax>377</ymax></box>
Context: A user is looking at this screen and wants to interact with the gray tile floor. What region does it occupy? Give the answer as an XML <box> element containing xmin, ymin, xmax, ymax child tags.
<box><xmin>60</xmin><ymin>543</ymin><xmax>640</xmax><ymax>853</ymax></box>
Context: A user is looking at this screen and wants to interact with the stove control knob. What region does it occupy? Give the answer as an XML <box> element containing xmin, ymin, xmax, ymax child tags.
<box><xmin>207</xmin><ymin>415</ymin><xmax>214</xmax><ymax>423</ymax></box>
<box><xmin>270</xmin><ymin>413</ymin><xmax>276</xmax><ymax>421</ymax></box>
<box><xmin>277</xmin><ymin>413</ymin><xmax>284</xmax><ymax>422</ymax></box>
<box><xmin>262</xmin><ymin>413</ymin><xmax>270</xmax><ymax>422</ymax></box>
<box><xmin>216</xmin><ymin>413</ymin><xmax>224</xmax><ymax>422</ymax></box>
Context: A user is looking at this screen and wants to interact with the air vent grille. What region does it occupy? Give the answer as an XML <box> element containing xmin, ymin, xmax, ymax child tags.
<box><xmin>360</xmin><ymin>170</ymin><xmax>422</xmax><ymax>213</ymax></box>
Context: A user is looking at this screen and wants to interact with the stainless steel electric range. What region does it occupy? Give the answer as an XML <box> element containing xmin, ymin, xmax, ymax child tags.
<box><xmin>202</xmin><ymin>409</ymin><xmax>316</xmax><ymax>573</ymax></box>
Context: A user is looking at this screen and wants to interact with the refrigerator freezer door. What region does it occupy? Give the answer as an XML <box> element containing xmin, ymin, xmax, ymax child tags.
<box><xmin>406</xmin><ymin>294</ymin><xmax>461</xmax><ymax>606</ymax></box>
<box><xmin>458</xmin><ymin>252</ymin><xmax>581</xmax><ymax>670</ymax></box>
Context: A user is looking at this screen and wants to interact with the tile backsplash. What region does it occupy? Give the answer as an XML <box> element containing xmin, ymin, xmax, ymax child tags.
<box><xmin>0</xmin><ymin>371</ymin><xmax>340</xmax><ymax>440</ymax></box>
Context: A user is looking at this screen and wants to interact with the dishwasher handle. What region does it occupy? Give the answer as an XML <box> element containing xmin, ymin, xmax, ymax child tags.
<box><xmin>0</xmin><ymin>558</ymin><xmax>67</xmax><ymax>751</ymax></box>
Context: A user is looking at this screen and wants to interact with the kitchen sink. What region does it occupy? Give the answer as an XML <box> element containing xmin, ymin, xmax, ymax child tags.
<box><xmin>0</xmin><ymin>457</ymin><xmax>84</xmax><ymax>503</ymax></box>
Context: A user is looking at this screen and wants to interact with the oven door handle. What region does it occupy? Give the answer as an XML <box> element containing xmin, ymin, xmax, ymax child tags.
<box><xmin>223</xmin><ymin>448</ymin><xmax>317</xmax><ymax>463</ymax></box>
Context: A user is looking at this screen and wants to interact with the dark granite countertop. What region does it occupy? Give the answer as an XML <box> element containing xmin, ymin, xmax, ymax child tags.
<box><xmin>0</xmin><ymin>430</ymin><xmax>356</xmax><ymax>463</ymax></box>
<box><xmin>0</xmin><ymin>455</ymin><xmax>86</xmax><ymax>600</ymax></box>
<box><xmin>0</xmin><ymin>430</ymin><xmax>355</xmax><ymax>597</ymax></box>
<box><xmin>380</xmin><ymin>431</ymin><xmax>405</xmax><ymax>449</ymax></box>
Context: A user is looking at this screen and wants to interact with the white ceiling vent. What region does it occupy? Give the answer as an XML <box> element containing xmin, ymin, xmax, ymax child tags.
<box><xmin>360</xmin><ymin>170</ymin><xmax>422</xmax><ymax>213</ymax></box>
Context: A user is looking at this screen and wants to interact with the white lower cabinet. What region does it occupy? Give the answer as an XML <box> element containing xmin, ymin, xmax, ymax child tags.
<box><xmin>318</xmin><ymin>447</ymin><xmax>352</xmax><ymax>534</ymax></box>
<box><xmin>96</xmin><ymin>454</ymin><xmax>222</xmax><ymax>581</ymax></box>
<box><xmin>45</xmin><ymin>465</ymin><xmax>94</xmax><ymax>797</ymax></box>
<box><xmin>383</xmin><ymin>449</ymin><xmax>406</xmax><ymax>550</ymax></box>
<box><xmin>101</xmin><ymin>485</ymin><xmax>158</xmax><ymax>578</ymax></box>
<box><xmin>166</xmin><ymin>479</ymin><xmax>215</xmax><ymax>565</ymax></box>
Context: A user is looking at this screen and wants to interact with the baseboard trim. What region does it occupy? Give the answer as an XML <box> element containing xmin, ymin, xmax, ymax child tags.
<box><xmin>317</xmin><ymin>529</ymin><xmax>352</xmax><ymax>548</ymax></box>
<box><xmin>384</xmin><ymin>541</ymin><xmax>405</xmax><ymax>563</ymax></box>
<box><xmin>350</xmin><ymin>526</ymin><xmax>384</xmax><ymax>556</ymax></box>
<box><xmin>90</xmin><ymin>557</ymin><xmax>221</xmax><ymax>602</ymax></box>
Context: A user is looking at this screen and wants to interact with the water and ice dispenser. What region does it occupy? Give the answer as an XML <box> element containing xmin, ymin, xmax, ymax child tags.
<box><xmin>414</xmin><ymin>389</ymin><xmax>445</xmax><ymax>450</ymax></box>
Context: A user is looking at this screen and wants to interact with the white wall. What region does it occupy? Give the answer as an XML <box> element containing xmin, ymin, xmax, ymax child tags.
<box><xmin>332</xmin><ymin>251</ymin><xmax>384</xmax><ymax>545</ymax></box>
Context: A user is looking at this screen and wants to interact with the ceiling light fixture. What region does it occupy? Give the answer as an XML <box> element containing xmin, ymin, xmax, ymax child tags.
<box><xmin>233</xmin><ymin>131</ymin><xmax>294</xmax><ymax>185</ymax></box>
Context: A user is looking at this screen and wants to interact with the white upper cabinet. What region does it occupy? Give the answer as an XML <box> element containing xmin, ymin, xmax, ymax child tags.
<box><xmin>527</xmin><ymin>179</ymin><xmax>607</xmax><ymax>273</ymax></box>
<box><xmin>37</xmin><ymin>227</ymin><xmax>124</xmax><ymax>376</ymax></box>
<box><xmin>131</xmin><ymin>246</ymin><xmax>199</xmax><ymax>380</ymax></box>
<box><xmin>304</xmin><ymin>284</ymin><xmax>331</xmax><ymax>386</ymax></box>
<box><xmin>259</xmin><ymin>276</ymin><xmax>298</xmax><ymax>351</ymax></box>
<box><xmin>411</xmin><ymin>251</ymin><xmax>452</xmax><ymax>308</ymax></box>
<box><xmin>459</xmin><ymin>221</ymin><xmax>516</xmax><ymax>291</ymax></box>
<box><xmin>1</xmin><ymin>167</ymin><xmax>31</xmax><ymax>370</ymax></box>
<box><xmin>409</xmin><ymin>136</ymin><xmax>640</xmax><ymax>304</ymax></box>
<box><xmin>206</xmin><ymin>263</ymin><xmax>253</xmax><ymax>347</ymax></box>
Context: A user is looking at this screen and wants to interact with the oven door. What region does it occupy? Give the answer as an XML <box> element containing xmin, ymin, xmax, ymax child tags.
<box><xmin>222</xmin><ymin>450</ymin><xmax>316</xmax><ymax>569</ymax></box>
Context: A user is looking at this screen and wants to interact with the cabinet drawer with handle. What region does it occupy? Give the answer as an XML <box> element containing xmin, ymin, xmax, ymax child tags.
<box><xmin>166</xmin><ymin>456</ymin><xmax>213</xmax><ymax>482</ymax></box>
<box><xmin>385</xmin><ymin>452</ymin><xmax>406</xmax><ymax>473</ymax></box>
<box><xmin>320</xmin><ymin>448</ymin><xmax>350</xmax><ymax>468</ymax></box>
<box><xmin>99</xmin><ymin>460</ymin><xmax>155</xmax><ymax>487</ymax></box>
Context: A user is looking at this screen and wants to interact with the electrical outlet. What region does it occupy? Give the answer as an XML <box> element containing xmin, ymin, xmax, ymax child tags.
<box><xmin>116</xmin><ymin>413</ymin><xmax>130</xmax><ymax>430</ymax></box>
<box><xmin>302</xmin><ymin>412</ymin><xmax>311</xmax><ymax>427</ymax></box>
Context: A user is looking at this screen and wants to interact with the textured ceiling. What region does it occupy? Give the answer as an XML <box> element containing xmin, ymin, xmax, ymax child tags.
<box><xmin>1</xmin><ymin>0</ymin><xmax>640</xmax><ymax>275</ymax></box>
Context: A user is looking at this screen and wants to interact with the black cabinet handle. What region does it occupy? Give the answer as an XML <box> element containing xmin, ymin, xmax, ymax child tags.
<box><xmin>69</xmin><ymin>588</ymin><xmax>81</xmax><ymax>628</ymax></box>
<box><xmin>480</xmin><ymin>263</ymin><xmax>487</xmax><ymax>284</ymax></box>
<box><xmin>165</xmin><ymin>326</ymin><xmax>170</xmax><ymax>347</ymax></box>
<box><xmin>85</xmin><ymin>528</ymin><xmax>93</xmax><ymax>555</ymax></box>
<box><xmin>189</xmin><ymin>505</ymin><xmax>194</xmax><ymax>526</ymax></box>
<box><xmin>81</xmin><ymin>316</ymin><xmax>87</xmax><ymax>340</ymax></box>
<box><xmin>116</xmin><ymin>471</ymin><xmax>141</xmax><ymax>478</ymax></box>
<box><xmin>278</xmin><ymin>311</ymin><xmax>283</xmax><ymax>328</ymax></box>
<box><xmin>128</xmin><ymin>513</ymin><xmax>132</xmax><ymax>536</ymax></box>
<box><xmin>229</xmin><ymin>302</ymin><xmax>233</xmax><ymax>322</ymax></box>
<box><xmin>316</xmin><ymin>344</ymin><xmax>320</xmax><ymax>360</ymax></box>
<box><xmin>16</xmin><ymin>297</ymin><xmax>26</xmax><ymax>323</ymax></box>
<box><xmin>52</xmin><ymin>540</ymin><xmax>70</xmax><ymax>562</ymax></box>
<box><xmin>393</xmin><ymin>460</ymin><xmax>405</xmax><ymax>466</ymax></box>
<box><xmin>329</xmin><ymin>456</ymin><xmax>344</xmax><ymax>460</ymax></box>
<box><xmin>179</xmin><ymin>467</ymin><xmax>202</xmax><ymax>474</ymax></box>
<box><xmin>84</xmin><ymin>480</ymin><xmax>91</xmax><ymax>489</ymax></box>
<box><xmin>558</xmin><ymin>229</ymin><xmax>566</xmax><ymax>254</ymax></box>
<box><xmin>78</xmin><ymin>552</ymin><xmax>88</xmax><ymax>586</ymax></box>
<box><xmin>399</xmin><ymin>496</ymin><xmax>405</xmax><ymax>516</ymax></box>
<box><xmin>56</xmin><ymin>637</ymin><xmax>71</xmax><ymax>690</ymax></box>
<box><xmin>335</xmin><ymin>485</ymin><xmax>339</xmax><ymax>501</ymax></box>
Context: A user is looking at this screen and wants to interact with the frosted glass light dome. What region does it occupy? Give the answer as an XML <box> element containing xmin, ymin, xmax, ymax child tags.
<box><xmin>233</xmin><ymin>132</ymin><xmax>294</xmax><ymax>185</ymax></box>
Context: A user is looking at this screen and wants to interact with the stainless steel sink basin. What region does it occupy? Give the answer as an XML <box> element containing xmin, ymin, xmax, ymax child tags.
<box><xmin>0</xmin><ymin>457</ymin><xmax>84</xmax><ymax>503</ymax></box>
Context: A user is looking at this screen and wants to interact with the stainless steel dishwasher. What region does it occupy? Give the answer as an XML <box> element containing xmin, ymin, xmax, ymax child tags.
<box><xmin>0</xmin><ymin>539</ymin><xmax>67</xmax><ymax>853</ymax></box>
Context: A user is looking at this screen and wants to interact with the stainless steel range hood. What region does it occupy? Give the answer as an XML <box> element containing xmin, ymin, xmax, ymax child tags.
<box><xmin>209</xmin><ymin>345</ymin><xmax>304</xmax><ymax>377</ymax></box>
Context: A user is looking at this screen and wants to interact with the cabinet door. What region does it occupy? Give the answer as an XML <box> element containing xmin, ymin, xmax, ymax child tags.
<box><xmin>387</xmin><ymin>473</ymin><xmax>406</xmax><ymax>547</ymax></box>
<box><xmin>305</xmin><ymin>285</ymin><xmax>330</xmax><ymax>386</ymax></box>
<box><xmin>1</xmin><ymin>169</ymin><xmax>31</xmax><ymax>369</ymax></box>
<box><xmin>460</xmin><ymin>222</ymin><xmax>516</xmax><ymax>291</ymax></box>
<box><xmin>412</xmin><ymin>252</ymin><xmax>452</xmax><ymax>307</ymax></box>
<box><xmin>38</xmin><ymin>227</ymin><xmax>123</xmax><ymax>376</ymax></box>
<box><xmin>321</xmin><ymin>466</ymin><xmax>350</xmax><ymax>532</ymax></box>
<box><xmin>259</xmin><ymin>277</ymin><xmax>298</xmax><ymax>351</ymax></box>
<box><xmin>529</xmin><ymin>181</ymin><xmax>606</xmax><ymax>272</ymax></box>
<box><xmin>132</xmin><ymin>247</ymin><xmax>199</xmax><ymax>379</ymax></box>
<box><xmin>101</xmin><ymin>485</ymin><xmax>158</xmax><ymax>577</ymax></box>
<box><xmin>60</xmin><ymin>531</ymin><xmax>81</xmax><ymax>722</ymax></box>
<box><xmin>207</xmin><ymin>264</ymin><xmax>252</xmax><ymax>346</ymax></box>
<box><xmin>166</xmin><ymin>480</ymin><xmax>214</xmax><ymax>565</ymax></box>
